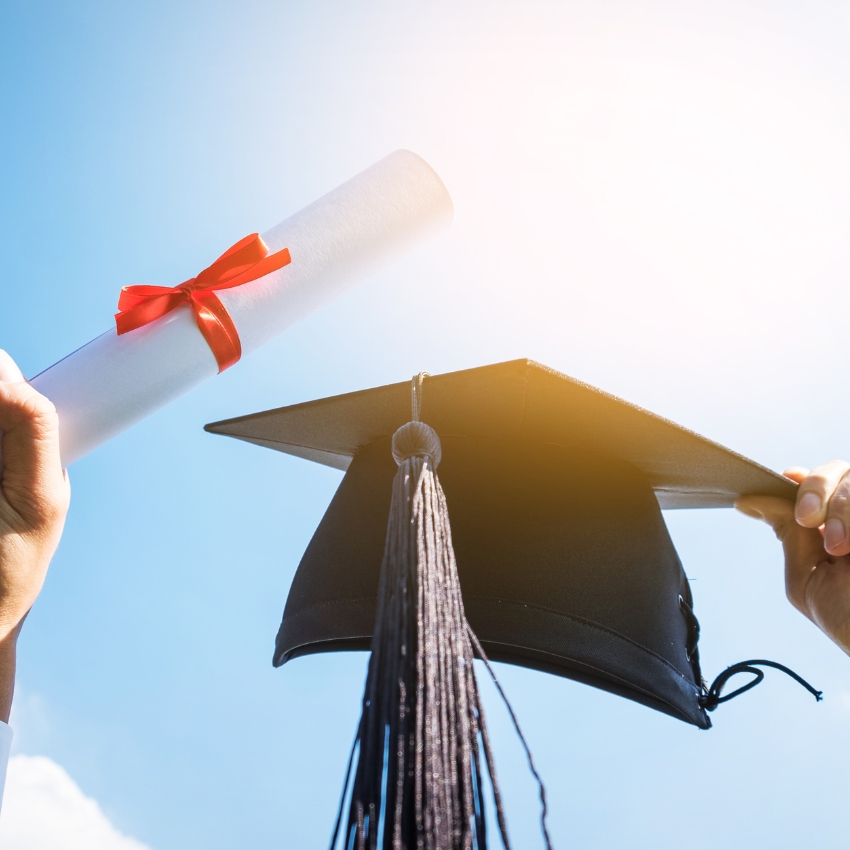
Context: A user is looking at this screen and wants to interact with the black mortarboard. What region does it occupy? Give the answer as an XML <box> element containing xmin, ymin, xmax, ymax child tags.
<box><xmin>206</xmin><ymin>359</ymin><xmax>817</xmax><ymax>847</ymax></box>
<box><xmin>206</xmin><ymin>358</ymin><xmax>797</xmax><ymax>727</ymax></box>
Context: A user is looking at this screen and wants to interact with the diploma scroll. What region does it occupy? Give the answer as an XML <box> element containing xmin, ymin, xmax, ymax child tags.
<box><xmin>29</xmin><ymin>150</ymin><xmax>453</xmax><ymax>467</ymax></box>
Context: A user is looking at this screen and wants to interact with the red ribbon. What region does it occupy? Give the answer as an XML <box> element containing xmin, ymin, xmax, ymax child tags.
<box><xmin>115</xmin><ymin>234</ymin><xmax>292</xmax><ymax>372</ymax></box>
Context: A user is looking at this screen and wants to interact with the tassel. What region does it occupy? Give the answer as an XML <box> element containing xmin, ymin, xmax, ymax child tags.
<box><xmin>331</xmin><ymin>374</ymin><xmax>551</xmax><ymax>850</ymax></box>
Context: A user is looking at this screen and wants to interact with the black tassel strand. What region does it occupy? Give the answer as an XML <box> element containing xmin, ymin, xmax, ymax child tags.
<box><xmin>330</xmin><ymin>374</ymin><xmax>551</xmax><ymax>850</ymax></box>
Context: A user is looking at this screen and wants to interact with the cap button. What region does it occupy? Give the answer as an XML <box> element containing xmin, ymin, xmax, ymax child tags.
<box><xmin>392</xmin><ymin>421</ymin><xmax>442</xmax><ymax>468</ymax></box>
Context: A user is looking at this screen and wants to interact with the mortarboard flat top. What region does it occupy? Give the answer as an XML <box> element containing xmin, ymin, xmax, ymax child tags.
<box><xmin>205</xmin><ymin>358</ymin><xmax>795</xmax><ymax>509</ymax></box>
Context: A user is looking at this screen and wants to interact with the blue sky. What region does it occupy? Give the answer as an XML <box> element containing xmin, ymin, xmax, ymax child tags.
<box><xmin>2</xmin><ymin>1</ymin><xmax>850</xmax><ymax>847</ymax></box>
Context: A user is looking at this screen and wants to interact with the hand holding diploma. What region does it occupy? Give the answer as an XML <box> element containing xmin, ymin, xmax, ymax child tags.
<box><xmin>0</xmin><ymin>351</ymin><xmax>70</xmax><ymax>723</ymax></box>
<box><xmin>0</xmin><ymin>151</ymin><xmax>451</xmax><ymax>723</ymax></box>
<box><xmin>737</xmin><ymin>463</ymin><xmax>850</xmax><ymax>657</ymax></box>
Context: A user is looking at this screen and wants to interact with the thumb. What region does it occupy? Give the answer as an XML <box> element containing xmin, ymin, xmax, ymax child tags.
<box><xmin>735</xmin><ymin>495</ymin><xmax>828</xmax><ymax>617</ymax></box>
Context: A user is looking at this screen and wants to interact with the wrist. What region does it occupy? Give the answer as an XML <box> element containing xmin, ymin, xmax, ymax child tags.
<box><xmin>0</xmin><ymin>627</ymin><xmax>18</xmax><ymax>658</ymax></box>
<box><xmin>0</xmin><ymin>610</ymin><xmax>27</xmax><ymax>646</ymax></box>
<box><xmin>0</xmin><ymin>628</ymin><xmax>18</xmax><ymax>724</ymax></box>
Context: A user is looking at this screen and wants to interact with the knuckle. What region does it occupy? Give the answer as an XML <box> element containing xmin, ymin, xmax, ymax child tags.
<box><xmin>768</xmin><ymin>514</ymin><xmax>791</xmax><ymax>539</ymax></box>
<box><xmin>828</xmin><ymin>491</ymin><xmax>850</xmax><ymax>515</ymax></box>
<box><xmin>803</xmin><ymin>466</ymin><xmax>830</xmax><ymax>488</ymax></box>
<box><xmin>21</xmin><ymin>487</ymin><xmax>69</xmax><ymax>531</ymax></box>
<box><xmin>802</xmin><ymin>472</ymin><xmax>831</xmax><ymax>494</ymax></box>
<box><xmin>827</xmin><ymin>472</ymin><xmax>850</xmax><ymax>513</ymax></box>
<box><xmin>43</xmin><ymin>502</ymin><xmax>68</xmax><ymax>528</ymax></box>
<box><xmin>3</xmin><ymin>385</ymin><xmax>58</xmax><ymax>428</ymax></box>
<box><xmin>22</xmin><ymin>391</ymin><xmax>57</xmax><ymax>422</ymax></box>
<box><xmin>44</xmin><ymin>484</ymin><xmax>69</xmax><ymax>515</ymax></box>
<box><xmin>812</xmin><ymin>460</ymin><xmax>850</xmax><ymax>482</ymax></box>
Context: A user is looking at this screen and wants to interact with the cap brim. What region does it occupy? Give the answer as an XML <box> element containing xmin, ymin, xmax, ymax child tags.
<box><xmin>204</xmin><ymin>358</ymin><xmax>795</xmax><ymax>509</ymax></box>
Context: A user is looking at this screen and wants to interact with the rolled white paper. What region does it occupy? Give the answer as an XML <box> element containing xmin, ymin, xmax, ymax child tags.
<box><xmin>30</xmin><ymin>150</ymin><xmax>453</xmax><ymax>467</ymax></box>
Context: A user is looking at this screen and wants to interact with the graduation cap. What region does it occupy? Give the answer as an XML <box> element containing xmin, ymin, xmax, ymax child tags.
<box><xmin>206</xmin><ymin>359</ymin><xmax>820</xmax><ymax>849</ymax></box>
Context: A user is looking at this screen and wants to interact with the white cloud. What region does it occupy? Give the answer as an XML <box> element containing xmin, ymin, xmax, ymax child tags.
<box><xmin>0</xmin><ymin>755</ymin><xmax>151</xmax><ymax>850</ymax></box>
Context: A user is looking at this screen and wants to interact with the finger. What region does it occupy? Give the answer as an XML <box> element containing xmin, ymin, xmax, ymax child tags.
<box><xmin>0</xmin><ymin>381</ymin><xmax>67</xmax><ymax>526</ymax></box>
<box><xmin>823</xmin><ymin>469</ymin><xmax>850</xmax><ymax>556</ymax></box>
<box><xmin>782</xmin><ymin>467</ymin><xmax>809</xmax><ymax>484</ymax></box>
<box><xmin>736</xmin><ymin>495</ymin><xmax>828</xmax><ymax>617</ymax></box>
<box><xmin>794</xmin><ymin>460</ymin><xmax>850</xmax><ymax>529</ymax></box>
<box><xmin>0</xmin><ymin>351</ymin><xmax>25</xmax><ymax>384</ymax></box>
<box><xmin>735</xmin><ymin>495</ymin><xmax>796</xmax><ymax>529</ymax></box>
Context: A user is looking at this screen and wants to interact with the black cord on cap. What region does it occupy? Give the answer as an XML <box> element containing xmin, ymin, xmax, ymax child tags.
<box><xmin>700</xmin><ymin>659</ymin><xmax>823</xmax><ymax>712</ymax></box>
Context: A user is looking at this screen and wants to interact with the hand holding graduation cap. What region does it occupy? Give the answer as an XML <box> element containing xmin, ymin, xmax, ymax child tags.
<box><xmin>737</xmin><ymin>464</ymin><xmax>850</xmax><ymax>656</ymax></box>
<box><xmin>0</xmin><ymin>351</ymin><xmax>70</xmax><ymax>722</ymax></box>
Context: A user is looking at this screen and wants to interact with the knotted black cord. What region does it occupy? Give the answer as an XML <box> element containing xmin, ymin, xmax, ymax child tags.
<box><xmin>467</xmin><ymin>629</ymin><xmax>554</xmax><ymax>850</ymax></box>
<box><xmin>700</xmin><ymin>659</ymin><xmax>822</xmax><ymax>712</ymax></box>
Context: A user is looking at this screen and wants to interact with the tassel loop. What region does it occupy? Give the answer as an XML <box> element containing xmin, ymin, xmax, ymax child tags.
<box><xmin>410</xmin><ymin>371</ymin><xmax>430</xmax><ymax>422</ymax></box>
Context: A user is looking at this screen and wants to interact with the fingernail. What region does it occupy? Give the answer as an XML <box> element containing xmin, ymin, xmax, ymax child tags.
<box><xmin>824</xmin><ymin>518</ymin><xmax>846</xmax><ymax>550</ymax></box>
<box><xmin>797</xmin><ymin>492</ymin><xmax>822</xmax><ymax>520</ymax></box>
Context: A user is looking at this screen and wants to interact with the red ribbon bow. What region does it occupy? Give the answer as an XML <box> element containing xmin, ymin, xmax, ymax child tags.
<box><xmin>115</xmin><ymin>234</ymin><xmax>292</xmax><ymax>372</ymax></box>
